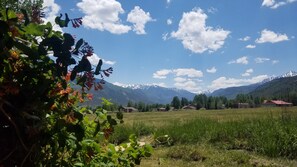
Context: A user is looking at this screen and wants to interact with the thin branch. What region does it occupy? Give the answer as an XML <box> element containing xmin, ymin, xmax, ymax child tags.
<box><xmin>0</xmin><ymin>99</ymin><xmax>29</xmax><ymax>151</ymax></box>
<box><xmin>21</xmin><ymin>144</ymin><xmax>35</xmax><ymax>167</ymax></box>
<box><xmin>0</xmin><ymin>145</ymin><xmax>17</xmax><ymax>163</ymax></box>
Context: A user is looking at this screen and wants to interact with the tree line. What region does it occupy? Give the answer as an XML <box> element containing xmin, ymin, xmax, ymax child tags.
<box><xmin>119</xmin><ymin>92</ymin><xmax>296</xmax><ymax>112</ymax></box>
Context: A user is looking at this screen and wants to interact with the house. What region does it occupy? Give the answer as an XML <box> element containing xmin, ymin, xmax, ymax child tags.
<box><xmin>157</xmin><ymin>107</ymin><xmax>167</xmax><ymax>112</ymax></box>
<box><xmin>262</xmin><ymin>100</ymin><xmax>293</xmax><ymax>107</ymax></box>
<box><xmin>182</xmin><ymin>105</ymin><xmax>196</xmax><ymax>110</ymax></box>
<box><xmin>120</xmin><ymin>107</ymin><xmax>138</xmax><ymax>112</ymax></box>
<box><xmin>238</xmin><ymin>103</ymin><xmax>249</xmax><ymax>108</ymax></box>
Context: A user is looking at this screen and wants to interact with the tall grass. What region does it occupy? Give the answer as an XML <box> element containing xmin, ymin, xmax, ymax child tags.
<box><xmin>110</xmin><ymin>108</ymin><xmax>297</xmax><ymax>159</ymax></box>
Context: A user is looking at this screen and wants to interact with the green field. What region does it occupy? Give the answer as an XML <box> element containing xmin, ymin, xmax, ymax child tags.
<box><xmin>110</xmin><ymin>107</ymin><xmax>297</xmax><ymax>167</ymax></box>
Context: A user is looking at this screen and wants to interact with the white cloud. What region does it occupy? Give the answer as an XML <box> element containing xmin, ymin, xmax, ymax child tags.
<box><xmin>153</xmin><ymin>68</ymin><xmax>204</xmax><ymax>93</ymax></box>
<box><xmin>174</xmin><ymin>77</ymin><xmax>187</xmax><ymax>83</ymax></box>
<box><xmin>255</xmin><ymin>57</ymin><xmax>270</xmax><ymax>63</ymax></box>
<box><xmin>239</xmin><ymin>36</ymin><xmax>250</xmax><ymax>41</ymax></box>
<box><xmin>173</xmin><ymin>68</ymin><xmax>203</xmax><ymax>78</ymax></box>
<box><xmin>209</xmin><ymin>75</ymin><xmax>269</xmax><ymax>90</ymax></box>
<box><xmin>246</xmin><ymin>44</ymin><xmax>256</xmax><ymax>49</ymax></box>
<box><xmin>241</xmin><ymin>68</ymin><xmax>254</xmax><ymax>77</ymax></box>
<box><xmin>87</xmin><ymin>53</ymin><xmax>116</xmax><ymax>66</ymax></box>
<box><xmin>174</xmin><ymin>79</ymin><xmax>202</xmax><ymax>93</ymax></box>
<box><xmin>162</xmin><ymin>33</ymin><xmax>170</xmax><ymax>40</ymax></box>
<box><xmin>127</xmin><ymin>6</ymin><xmax>154</xmax><ymax>35</ymax></box>
<box><xmin>167</xmin><ymin>19</ymin><xmax>173</xmax><ymax>25</ymax></box>
<box><xmin>262</xmin><ymin>0</ymin><xmax>297</xmax><ymax>9</ymax></box>
<box><xmin>42</xmin><ymin>0</ymin><xmax>61</xmax><ymax>31</ymax></box>
<box><xmin>256</xmin><ymin>29</ymin><xmax>289</xmax><ymax>43</ymax></box>
<box><xmin>228</xmin><ymin>56</ymin><xmax>249</xmax><ymax>65</ymax></box>
<box><xmin>153</xmin><ymin>68</ymin><xmax>203</xmax><ymax>79</ymax></box>
<box><xmin>272</xmin><ymin>60</ymin><xmax>279</xmax><ymax>64</ymax></box>
<box><xmin>206</xmin><ymin>67</ymin><xmax>217</xmax><ymax>73</ymax></box>
<box><xmin>171</xmin><ymin>8</ymin><xmax>230</xmax><ymax>54</ymax></box>
<box><xmin>207</xmin><ymin>7</ymin><xmax>218</xmax><ymax>14</ymax></box>
<box><xmin>166</xmin><ymin>0</ymin><xmax>171</xmax><ymax>4</ymax></box>
<box><xmin>153</xmin><ymin>69</ymin><xmax>172</xmax><ymax>79</ymax></box>
<box><xmin>77</xmin><ymin>0</ymin><xmax>131</xmax><ymax>34</ymax></box>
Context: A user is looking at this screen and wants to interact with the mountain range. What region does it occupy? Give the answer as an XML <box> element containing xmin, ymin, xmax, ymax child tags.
<box><xmin>82</xmin><ymin>71</ymin><xmax>297</xmax><ymax>106</ymax></box>
<box><xmin>82</xmin><ymin>82</ymin><xmax>196</xmax><ymax>106</ymax></box>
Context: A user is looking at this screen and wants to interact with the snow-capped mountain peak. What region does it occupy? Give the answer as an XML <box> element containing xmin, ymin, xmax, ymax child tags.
<box><xmin>261</xmin><ymin>71</ymin><xmax>297</xmax><ymax>84</ymax></box>
<box><xmin>280</xmin><ymin>70</ymin><xmax>297</xmax><ymax>78</ymax></box>
<box><xmin>113</xmin><ymin>83</ymin><xmax>163</xmax><ymax>90</ymax></box>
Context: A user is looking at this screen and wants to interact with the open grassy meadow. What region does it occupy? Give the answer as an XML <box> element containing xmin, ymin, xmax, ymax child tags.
<box><xmin>110</xmin><ymin>107</ymin><xmax>297</xmax><ymax>167</ymax></box>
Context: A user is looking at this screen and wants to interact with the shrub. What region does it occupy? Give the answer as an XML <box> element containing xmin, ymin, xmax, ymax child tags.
<box><xmin>0</xmin><ymin>6</ymin><xmax>151</xmax><ymax>166</ymax></box>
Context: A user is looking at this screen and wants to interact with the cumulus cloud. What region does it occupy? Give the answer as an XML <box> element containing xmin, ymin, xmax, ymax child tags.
<box><xmin>255</xmin><ymin>57</ymin><xmax>270</xmax><ymax>63</ymax></box>
<box><xmin>272</xmin><ymin>60</ymin><xmax>280</xmax><ymax>64</ymax></box>
<box><xmin>228</xmin><ymin>56</ymin><xmax>249</xmax><ymax>65</ymax></box>
<box><xmin>174</xmin><ymin>79</ymin><xmax>202</xmax><ymax>93</ymax></box>
<box><xmin>127</xmin><ymin>6</ymin><xmax>154</xmax><ymax>35</ymax></box>
<box><xmin>209</xmin><ymin>75</ymin><xmax>269</xmax><ymax>90</ymax></box>
<box><xmin>153</xmin><ymin>68</ymin><xmax>204</xmax><ymax>93</ymax></box>
<box><xmin>239</xmin><ymin>36</ymin><xmax>250</xmax><ymax>41</ymax></box>
<box><xmin>262</xmin><ymin>0</ymin><xmax>297</xmax><ymax>9</ymax></box>
<box><xmin>206</xmin><ymin>67</ymin><xmax>217</xmax><ymax>73</ymax></box>
<box><xmin>174</xmin><ymin>77</ymin><xmax>187</xmax><ymax>83</ymax></box>
<box><xmin>87</xmin><ymin>53</ymin><xmax>116</xmax><ymax>66</ymax></box>
<box><xmin>256</xmin><ymin>29</ymin><xmax>289</xmax><ymax>43</ymax></box>
<box><xmin>162</xmin><ymin>33</ymin><xmax>170</xmax><ymax>41</ymax></box>
<box><xmin>207</xmin><ymin>7</ymin><xmax>218</xmax><ymax>14</ymax></box>
<box><xmin>242</xmin><ymin>68</ymin><xmax>254</xmax><ymax>77</ymax></box>
<box><xmin>153</xmin><ymin>68</ymin><xmax>204</xmax><ymax>79</ymax></box>
<box><xmin>42</xmin><ymin>0</ymin><xmax>61</xmax><ymax>31</ymax></box>
<box><xmin>77</xmin><ymin>0</ymin><xmax>131</xmax><ymax>34</ymax></box>
<box><xmin>246</xmin><ymin>44</ymin><xmax>256</xmax><ymax>49</ymax></box>
<box><xmin>173</xmin><ymin>68</ymin><xmax>203</xmax><ymax>77</ymax></box>
<box><xmin>171</xmin><ymin>8</ymin><xmax>230</xmax><ymax>54</ymax></box>
<box><xmin>167</xmin><ymin>18</ymin><xmax>173</xmax><ymax>25</ymax></box>
<box><xmin>153</xmin><ymin>69</ymin><xmax>172</xmax><ymax>79</ymax></box>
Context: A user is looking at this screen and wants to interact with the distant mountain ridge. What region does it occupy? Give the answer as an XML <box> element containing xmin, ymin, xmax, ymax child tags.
<box><xmin>82</xmin><ymin>82</ymin><xmax>196</xmax><ymax>106</ymax></box>
<box><xmin>211</xmin><ymin>71</ymin><xmax>297</xmax><ymax>99</ymax></box>
<box><xmin>81</xmin><ymin>71</ymin><xmax>297</xmax><ymax>106</ymax></box>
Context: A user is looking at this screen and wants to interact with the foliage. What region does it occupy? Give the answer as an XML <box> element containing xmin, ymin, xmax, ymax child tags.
<box><xmin>0</xmin><ymin>5</ymin><xmax>151</xmax><ymax>167</ymax></box>
<box><xmin>171</xmin><ymin>96</ymin><xmax>181</xmax><ymax>109</ymax></box>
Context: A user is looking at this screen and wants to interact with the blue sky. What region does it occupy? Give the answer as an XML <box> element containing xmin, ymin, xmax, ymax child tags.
<box><xmin>43</xmin><ymin>0</ymin><xmax>297</xmax><ymax>93</ymax></box>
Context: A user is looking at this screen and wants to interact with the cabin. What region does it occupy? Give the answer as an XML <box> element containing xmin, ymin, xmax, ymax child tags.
<box><xmin>157</xmin><ymin>107</ymin><xmax>167</xmax><ymax>112</ymax></box>
<box><xmin>262</xmin><ymin>100</ymin><xmax>293</xmax><ymax>107</ymax></box>
<box><xmin>120</xmin><ymin>107</ymin><xmax>138</xmax><ymax>112</ymax></box>
<box><xmin>238</xmin><ymin>103</ymin><xmax>249</xmax><ymax>108</ymax></box>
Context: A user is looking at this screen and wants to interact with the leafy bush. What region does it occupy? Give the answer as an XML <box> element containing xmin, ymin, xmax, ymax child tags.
<box><xmin>0</xmin><ymin>6</ymin><xmax>151</xmax><ymax>167</ymax></box>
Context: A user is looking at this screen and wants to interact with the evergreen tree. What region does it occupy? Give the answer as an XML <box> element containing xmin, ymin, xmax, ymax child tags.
<box><xmin>171</xmin><ymin>96</ymin><xmax>181</xmax><ymax>109</ymax></box>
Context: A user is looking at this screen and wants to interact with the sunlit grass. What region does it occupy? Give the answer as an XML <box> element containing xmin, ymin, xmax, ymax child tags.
<box><xmin>109</xmin><ymin>107</ymin><xmax>297</xmax><ymax>166</ymax></box>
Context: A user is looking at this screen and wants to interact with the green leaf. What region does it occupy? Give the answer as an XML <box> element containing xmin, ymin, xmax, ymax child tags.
<box><xmin>74</xmin><ymin>162</ymin><xmax>84</xmax><ymax>167</ymax></box>
<box><xmin>116</xmin><ymin>112</ymin><xmax>123</xmax><ymax>120</ymax></box>
<box><xmin>21</xmin><ymin>9</ymin><xmax>30</xmax><ymax>25</ymax></box>
<box><xmin>73</xmin><ymin>38</ymin><xmax>84</xmax><ymax>55</ymax></box>
<box><xmin>74</xmin><ymin>111</ymin><xmax>83</xmax><ymax>121</ymax></box>
<box><xmin>93</xmin><ymin>121</ymin><xmax>101</xmax><ymax>137</ymax></box>
<box><xmin>55</xmin><ymin>13</ymin><xmax>70</xmax><ymax>27</ymax></box>
<box><xmin>22</xmin><ymin>23</ymin><xmax>45</xmax><ymax>36</ymax></box>
<box><xmin>94</xmin><ymin>59</ymin><xmax>103</xmax><ymax>75</ymax></box>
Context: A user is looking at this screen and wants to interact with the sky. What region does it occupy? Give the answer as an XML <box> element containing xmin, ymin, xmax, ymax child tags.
<box><xmin>42</xmin><ymin>0</ymin><xmax>297</xmax><ymax>93</ymax></box>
